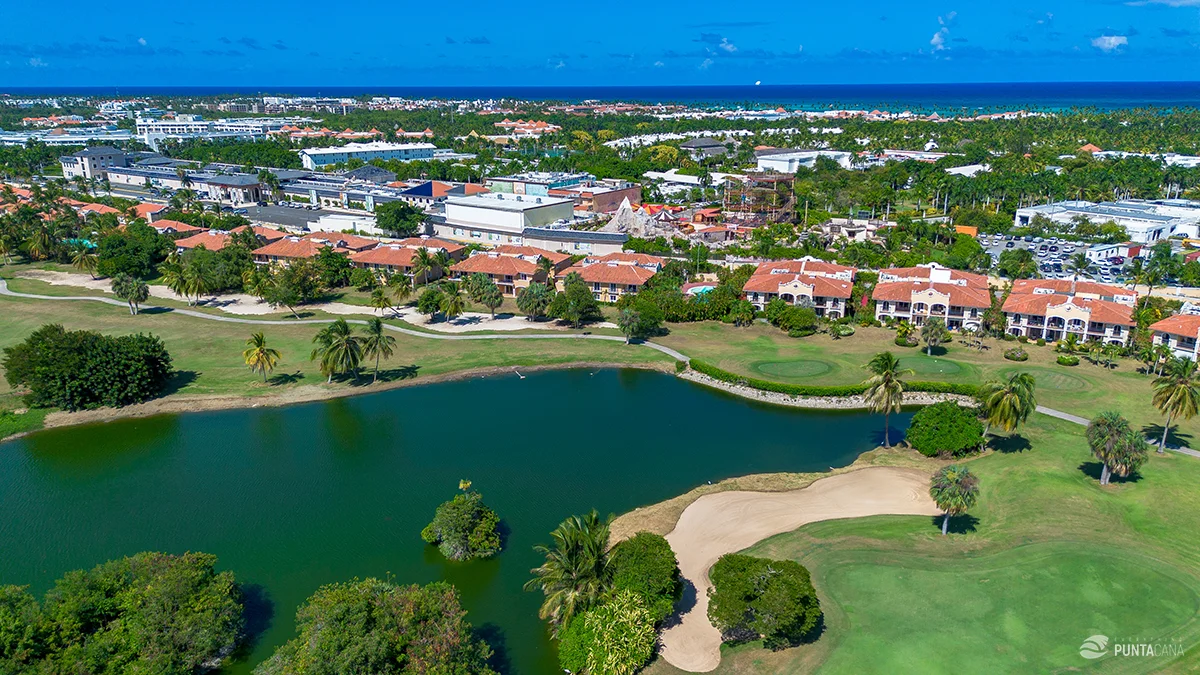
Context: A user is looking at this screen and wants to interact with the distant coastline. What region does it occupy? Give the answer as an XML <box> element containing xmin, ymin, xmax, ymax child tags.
<box><xmin>6</xmin><ymin>81</ymin><xmax>1200</xmax><ymax>112</ymax></box>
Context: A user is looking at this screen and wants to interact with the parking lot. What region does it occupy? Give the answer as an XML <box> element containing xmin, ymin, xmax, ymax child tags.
<box><xmin>244</xmin><ymin>204</ymin><xmax>336</xmax><ymax>231</ymax></box>
<box><xmin>979</xmin><ymin>234</ymin><xmax>1130</xmax><ymax>285</ymax></box>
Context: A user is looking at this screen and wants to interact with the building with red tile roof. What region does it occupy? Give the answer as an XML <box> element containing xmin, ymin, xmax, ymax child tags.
<box><xmin>253</xmin><ymin>236</ymin><xmax>332</xmax><ymax>264</ymax></box>
<box><xmin>175</xmin><ymin>230</ymin><xmax>233</xmax><ymax>252</ymax></box>
<box><xmin>1150</xmin><ymin>314</ymin><xmax>1200</xmax><ymax>360</ymax></box>
<box><xmin>1002</xmin><ymin>278</ymin><xmax>1138</xmax><ymax>345</ymax></box>
<box><xmin>77</xmin><ymin>202</ymin><xmax>122</xmax><ymax>217</ymax></box>
<box><xmin>149</xmin><ymin>219</ymin><xmax>207</xmax><ymax>235</ymax></box>
<box><xmin>873</xmin><ymin>281</ymin><xmax>991</xmax><ymax>331</ymax></box>
<box><xmin>491</xmin><ymin>245</ymin><xmax>573</xmax><ymax>271</ymax></box>
<box><xmin>878</xmin><ymin>262</ymin><xmax>988</xmax><ymax>289</ymax></box>
<box><xmin>130</xmin><ymin>203</ymin><xmax>169</xmax><ymax>222</ymax></box>
<box><xmin>450</xmin><ymin>251</ymin><xmax>544</xmax><ymax>296</ymax></box>
<box><xmin>743</xmin><ymin>259</ymin><xmax>856</xmax><ymax>318</ymax></box>
<box><xmin>349</xmin><ymin>237</ymin><xmax>465</xmax><ymax>279</ymax></box>
<box><xmin>231</xmin><ymin>225</ymin><xmax>288</xmax><ymax>243</ymax></box>
<box><xmin>301</xmin><ymin>231</ymin><xmax>379</xmax><ymax>252</ymax></box>
<box><xmin>558</xmin><ymin>252</ymin><xmax>664</xmax><ymax>302</ymax></box>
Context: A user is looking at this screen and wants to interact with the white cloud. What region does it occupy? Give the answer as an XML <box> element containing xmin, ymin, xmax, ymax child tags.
<box><xmin>938</xmin><ymin>10</ymin><xmax>957</xmax><ymax>26</ymax></box>
<box><xmin>554</xmin><ymin>60</ymin><xmax>565</xmax><ymax>69</ymax></box>
<box><xmin>718</xmin><ymin>37</ymin><xmax>737</xmax><ymax>53</ymax></box>
<box><xmin>28</xmin><ymin>57</ymin><xmax>46</xmax><ymax>67</ymax></box>
<box><xmin>931</xmin><ymin>27</ymin><xmax>949</xmax><ymax>50</ymax></box>
<box><xmin>654</xmin><ymin>60</ymin><xmax>664</xmax><ymax>67</ymax></box>
<box><xmin>699</xmin><ymin>58</ymin><xmax>713</xmax><ymax>69</ymax></box>
<box><xmin>138</xmin><ymin>37</ymin><xmax>147</xmax><ymax>46</ymax></box>
<box><xmin>1091</xmin><ymin>34</ymin><xmax>1128</xmax><ymax>52</ymax></box>
<box><xmin>797</xmin><ymin>44</ymin><xmax>804</xmax><ymax>53</ymax></box>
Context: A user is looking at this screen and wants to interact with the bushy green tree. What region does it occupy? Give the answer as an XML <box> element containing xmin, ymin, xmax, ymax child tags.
<box><xmin>110</xmin><ymin>272</ymin><xmax>150</xmax><ymax>315</ymax></box>
<box><xmin>707</xmin><ymin>554</ymin><xmax>822</xmax><ymax>648</ymax></box>
<box><xmin>608</xmin><ymin>532</ymin><xmax>682</xmax><ymax>625</ymax></box>
<box><xmin>2</xmin><ymin>324</ymin><xmax>173</xmax><ymax>410</ymax></box>
<box><xmin>417</xmin><ymin>286</ymin><xmax>443</xmax><ymax>320</ymax></box>
<box><xmin>421</xmin><ymin>489</ymin><xmax>502</xmax><ymax>561</ymax></box>
<box><xmin>95</xmin><ymin>221</ymin><xmax>171</xmax><ymax>278</ymax></box>
<box><xmin>548</xmin><ymin>272</ymin><xmax>602</xmax><ymax>327</ymax></box>
<box><xmin>373</xmin><ymin>200</ymin><xmax>427</xmax><ymax>238</ymax></box>
<box><xmin>517</xmin><ymin>282</ymin><xmax>552</xmax><ymax>321</ymax></box>
<box><xmin>255</xmin><ymin>579</ymin><xmax>494</xmax><ymax>675</ymax></box>
<box><xmin>906</xmin><ymin>401</ymin><xmax>985</xmax><ymax>457</ymax></box>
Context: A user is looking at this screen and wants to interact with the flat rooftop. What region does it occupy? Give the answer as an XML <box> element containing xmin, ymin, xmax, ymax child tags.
<box><xmin>447</xmin><ymin>193</ymin><xmax>574</xmax><ymax>212</ymax></box>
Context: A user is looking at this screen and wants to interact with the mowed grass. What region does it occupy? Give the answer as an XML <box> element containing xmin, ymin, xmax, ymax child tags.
<box><xmin>657</xmin><ymin>323</ymin><xmax>1200</xmax><ymax>442</ymax></box>
<box><xmin>0</xmin><ymin>292</ymin><xmax>674</xmax><ymax>403</ymax></box>
<box><xmin>645</xmin><ymin>416</ymin><xmax>1200</xmax><ymax>675</ymax></box>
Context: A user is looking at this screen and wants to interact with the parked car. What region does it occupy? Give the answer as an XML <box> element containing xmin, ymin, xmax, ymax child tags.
<box><xmin>1006</xmin><ymin>242</ymin><xmax>1016</xmax><ymax>248</ymax></box>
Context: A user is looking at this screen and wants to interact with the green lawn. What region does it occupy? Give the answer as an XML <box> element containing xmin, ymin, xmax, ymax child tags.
<box><xmin>645</xmin><ymin>416</ymin><xmax>1200</xmax><ymax>675</ymax></box>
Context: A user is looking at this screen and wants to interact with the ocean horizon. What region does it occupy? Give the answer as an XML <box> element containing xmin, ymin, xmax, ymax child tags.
<box><xmin>5</xmin><ymin>81</ymin><xmax>1200</xmax><ymax>113</ymax></box>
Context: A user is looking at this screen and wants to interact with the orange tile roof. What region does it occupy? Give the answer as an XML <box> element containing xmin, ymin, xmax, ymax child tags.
<box><xmin>872</xmin><ymin>281</ymin><xmax>992</xmax><ymax>308</ymax></box>
<box><xmin>743</xmin><ymin>272</ymin><xmax>853</xmax><ymax>298</ymax></box>
<box><xmin>1010</xmin><ymin>278</ymin><xmax>1134</xmax><ymax>301</ymax></box>
<box><xmin>1003</xmin><ymin>293</ymin><xmax>1134</xmax><ymax>326</ymax></box>
<box><xmin>150</xmin><ymin>219</ymin><xmax>207</xmax><ymax>234</ymax></box>
<box><xmin>175</xmin><ymin>231</ymin><xmax>231</xmax><ymax>251</ymax></box>
<box><xmin>132</xmin><ymin>203</ymin><xmax>168</xmax><ymax>219</ymax></box>
<box><xmin>231</xmin><ymin>225</ymin><xmax>287</xmax><ymax>242</ymax></box>
<box><xmin>1150</xmin><ymin>314</ymin><xmax>1200</xmax><ymax>338</ymax></box>
<box><xmin>569</xmin><ymin>261</ymin><xmax>657</xmax><ymax>286</ymax></box>
<box><xmin>393</xmin><ymin>237</ymin><xmax>466</xmax><ymax>254</ymax></box>
<box><xmin>754</xmin><ymin>258</ymin><xmax>855</xmax><ymax>279</ymax></box>
<box><xmin>350</xmin><ymin>246</ymin><xmax>418</xmax><ymax>268</ymax></box>
<box><xmin>78</xmin><ymin>203</ymin><xmax>122</xmax><ymax>216</ymax></box>
<box><xmin>451</xmin><ymin>253</ymin><xmax>539</xmax><ymax>276</ymax></box>
<box><xmin>583</xmin><ymin>252</ymin><xmax>664</xmax><ymax>267</ymax></box>
<box><xmin>253</xmin><ymin>237</ymin><xmax>327</xmax><ymax>260</ymax></box>
<box><xmin>492</xmin><ymin>245</ymin><xmax>570</xmax><ymax>265</ymax></box>
<box><xmin>878</xmin><ymin>265</ymin><xmax>989</xmax><ymax>288</ymax></box>
<box><xmin>301</xmin><ymin>231</ymin><xmax>378</xmax><ymax>251</ymax></box>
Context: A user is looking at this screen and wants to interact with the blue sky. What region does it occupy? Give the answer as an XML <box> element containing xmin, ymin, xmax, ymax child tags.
<box><xmin>2</xmin><ymin>0</ymin><xmax>1200</xmax><ymax>86</ymax></box>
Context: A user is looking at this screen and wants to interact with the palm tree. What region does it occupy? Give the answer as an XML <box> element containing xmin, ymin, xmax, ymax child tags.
<box><xmin>111</xmin><ymin>273</ymin><xmax>149</xmax><ymax>315</ymax></box>
<box><xmin>617</xmin><ymin>308</ymin><xmax>641</xmax><ymax>344</ymax></box>
<box><xmin>310</xmin><ymin>319</ymin><xmax>363</xmax><ymax>383</ymax></box>
<box><xmin>516</xmin><ymin>282</ymin><xmax>552</xmax><ymax>321</ymax></box>
<box><xmin>158</xmin><ymin>255</ymin><xmax>187</xmax><ymax>301</ymax></box>
<box><xmin>1086</xmin><ymin>411</ymin><xmax>1130</xmax><ymax>486</ymax></box>
<box><xmin>930</xmin><ymin>465</ymin><xmax>979</xmax><ymax>535</ymax></box>
<box><xmin>369</xmin><ymin>286</ymin><xmax>392</xmax><ymax>316</ymax></box>
<box><xmin>411</xmin><ymin>248</ymin><xmax>435</xmax><ymax>286</ymax></box>
<box><xmin>1069</xmin><ymin>252</ymin><xmax>1089</xmax><ymax>293</ymax></box>
<box><xmin>862</xmin><ymin>352</ymin><xmax>912</xmax><ymax>448</ymax></box>
<box><xmin>523</xmin><ymin>510</ymin><xmax>613</xmax><ymax>635</ymax></box>
<box><xmin>1152</xmin><ymin>358</ymin><xmax>1200</xmax><ymax>453</ymax></box>
<box><xmin>439</xmin><ymin>281</ymin><xmax>466</xmax><ymax>321</ymax></box>
<box><xmin>361</xmin><ymin>317</ymin><xmax>396</xmax><ymax>384</ymax></box>
<box><xmin>70</xmin><ymin>245</ymin><xmax>98</xmax><ymax>278</ymax></box>
<box><xmin>536</xmin><ymin>255</ymin><xmax>555</xmax><ymax>282</ymax></box>
<box><xmin>182</xmin><ymin>262</ymin><xmax>212</xmax><ymax>305</ymax></box>
<box><xmin>920</xmin><ymin>317</ymin><xmax>949</xmax><ymax>356</ymax></box>
<box><xmin>388</xmin><ymin>273</ymin><xmax>412</xmax><ymax>308</ymax></box>
<box><xmin>978</xmin><ymin>372</ymin><xmax>1038</xmax><ymax>440</ymax></box>
<box><xmin>243</xmin><ymin>332</ymin><xmax>282</xmax><ymax>383</ymax></box>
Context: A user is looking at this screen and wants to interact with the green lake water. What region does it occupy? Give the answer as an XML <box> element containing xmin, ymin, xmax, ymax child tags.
<box><xmin>0</xmin><ymin>369</ymin><xmax>912</xmax><ymax>674</ymax></box>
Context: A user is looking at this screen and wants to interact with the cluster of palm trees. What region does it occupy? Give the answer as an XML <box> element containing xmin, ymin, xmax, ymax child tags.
<box><xmin>0</xmin><ymin>183</ymin><xmax>106</xmax><ymax>266</ymax></box>
<box><xmin>523</xmin><ymin>510</ymin><xmax>613</xmax><ymax>636</ymax></box>
<box><xmin>158</xmin><ymin>252</ymin><xmax>215</xmax><ymax>306</ymax></box>
<box><xmin>310</xmin><ymin>318</ymin><xmax>396</xmax><ymax>384</ymax></box>
<box><xmin>1086</xmin><ymin>412</ymin><xmax>1150</xmax><ymax>485</ymax></box>
<box><xmin>862</xmin><ymin>352</ymin><xmax>1037</xmax><ymax>450</ymax></box>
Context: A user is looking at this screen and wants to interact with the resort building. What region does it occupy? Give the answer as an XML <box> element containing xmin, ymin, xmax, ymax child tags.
<box><xmin>298</xmin><ymin>142</ymin><xmax>437</xmax><ymax>170</ymax></box>
<box><xmin>742</xmin><ymin>258</ymin><xmax>856</xmax><ymax>317</ymax></box>
<box><xmin>252</xmin><ymin>236</ymin><xmax>337</xmax><ymax>265</ymax></box>
<box><xmin>174</xmin><ymin>225</ymin><xmax>287</xmax><ymax>252</ymax></box>
<box><xmin>1150</xmin><ymin>314</ymin><xmax>1200</xmax><ymax>360</ymax></box>
<box><xmin>59</xmin><ymin>146</ymin><xmax>129</xmax><ymax>180</ymax></box>
<box><xmin>1013</xmin><ymin>199</ymin><xmax>1200</xmax><ymax>243</ymax></box>
<box><xmin>147</xmin><ymin>219</ymin><xmax>206</xmax><ymax>235</ymax></box>
<box><xmin>559</xmin><ymin>252</ymin><xmax>664</xmax><ymax>303</ymax></box>
<box><xmin>873</xmin><ymin>282</ymin><xmax>991</xmax><ymax>330</ymax></box>
<box><xmin>485</xmin><ymin>172</ymin><xmax>594</xmax><ymax>197</ymax></box>
<box><xmin>349</xmin><ymin>237</ymin><xmax>466</xmax><ymax>279</ymax></box>
<box><xmin>449</xmin><ymin>249</ymin><xmax>552</xmax><ymax>297</ymax></box>
<box><xmin>878</xmin><ymin>262</ymin><xmax>988</xmax><ymax>287</ymax></box>
<box><xmin>1002</xmin><ymin>279</ymin><xmax>1137</xmax><ymax>345</ymax></box>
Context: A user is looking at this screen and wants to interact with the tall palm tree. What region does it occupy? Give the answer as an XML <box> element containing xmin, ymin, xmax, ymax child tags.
<box><xmin>411</xmin><ymin>248</ymin><xmax>435</xmax><ymax>286</ymax></box>
<box><xmin>182</xmin><ymin>262</ymin><xmax>212</xmax><ymax>305</ymax></box>
<box><xmin>536</xmin><ymin>255</ymin><xmax>555</xmax><ymax>282</ymax></box>
<box><xmin>930</xmin><ymin>465</ymin><xmax>979</xmax><ymax>536</ymax></box>
<box><xmin>1069</xmin><ymin>252</ymin><xmax>1089</xmax><ymax>294</ymax></box>
<box><xmin>70</xmin><ymin>245</ymin><xmax>98</xmax><ymax>278</ymax></box>
<box><xmin>978</xmin><ymin>372</ymin><xmax>1037</xmax><ymax>439</ymax></box>
<box><xmin>920</xmin><ymin>317</ymin><xmax>949</xmax><ymax>356</ymax></box>
<box><xmin>439</xmin><ymin>281</ymin><xmax>466</xmax><ymax>321</ymax></box>
<box><xmin>523</xmin><ymin>510</ymin><xmax>613</xmax><ymax>635</ymax></box>
<box><xmin>158</xmin><ymin>254</ymin><xmax>187</xmax><ymax>301</ymax></box>
<box><xmin>243</xmin><ymin>332</ymin><xmax>281</xmax><ymax>383</ymax></box>
<box><xmin>1152</xmin><ymin>358</ymin><xmax>1200</xmax><ymax>453</ymax></box>
<box><xmin>388</xmin><ymin>273</ymin><xmax>412</xmax><ymax>308</ymax></box>
<box><xmin>310</xmin><ymin>319</ymin><xmax>363</xmax><ymax>383</ymax></box>
<box><xmin>361</xmin><ymin>317</ymin><xmax>396</xmax><ymax>384</ymax></box>
<box><xmin>369</xmin><ymin>286</ymin><xmax>392</xmax><ymax>316</ymax></box>
<box><xmin>862</xmin><ymin>352</ymin><xmax>912</xmax><ymax>448</ymax></box>
<box><xmin>1086</xmin><ymin>411</ymin><xmax>1131</xmax><ymax>486</ymax></box>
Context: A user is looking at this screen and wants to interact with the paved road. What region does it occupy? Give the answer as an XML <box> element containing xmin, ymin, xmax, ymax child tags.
<box><xmin>0</xmin><ymin>280</ymin><xmax>690</xmax><ymax>362</ymax></box>
<box><xmin>1036</xmin><ymin>404</ymin><xmax>1200</xmax><ymax>458</ymax></box>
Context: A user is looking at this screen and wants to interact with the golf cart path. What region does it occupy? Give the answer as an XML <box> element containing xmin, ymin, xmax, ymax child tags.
<box><xmin>660</xmin><ymin>466</ymin><xmax>940</xmax><ymax>672</ymax></box>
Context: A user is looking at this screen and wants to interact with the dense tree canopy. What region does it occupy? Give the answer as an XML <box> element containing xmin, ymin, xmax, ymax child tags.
<box><xmin>906</xmin><ymin>401</ymin><xmax>986</xmax><ymax>457</ymax></box>
<box><xmin>708</xmin><ymin>554</ymin><xmax>822</xmax><ymax>648</ymax></box>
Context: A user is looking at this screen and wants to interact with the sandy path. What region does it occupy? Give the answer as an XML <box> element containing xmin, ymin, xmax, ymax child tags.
<box><xmin>660</xmin><ymin>467</ymin><xmax>939</xmax><ymax>672</ymax></box>
<box><xmin>16</xmin><ymin>270</ymin><xmax>616</xmax><ymax>332</ymax></box>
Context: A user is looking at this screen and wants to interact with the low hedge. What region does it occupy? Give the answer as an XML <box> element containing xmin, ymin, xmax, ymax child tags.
<box><xmin>1004</xmin><ymin>347</ymin><xmax>1029</xmax><ymax>362</ymax></box>
<box><xmin>687</xmin><ymin>360</ymin><xmax>978</xmax><ymax>398</ymax></box>
<box><xmin>1056</xmin><ymin>354</ymin><xmax>1080</xmax><ymax>366</ymax></box>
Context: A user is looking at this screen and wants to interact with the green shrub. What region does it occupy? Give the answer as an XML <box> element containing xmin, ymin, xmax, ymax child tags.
<box><xmin>675</xmin><ymin>360</ymin><xmax>688</xmax><ymax>373</ymax></box>
<box><xmin>609</xmin><ymin>533</ymin><xmax>682</xmax><ymax>625</ymax></box>
<box><xmin>1004</xmin><ymin>347</ymin><xmax>1029</xmax><ymax>362</ymax></box>
<box><xmin>906</xmin><ymin>401</ymin><xmax>984</xmax><ymax>457</ymax></box>
<box><xmin>1017</xmin><ymin>334</ymin><xmax>1029</xmax><ymax>344</ymax></box>
<box><xmin>1036</xmin><ymin>338</ymin><xmax>1046</xmax><ymax>347</ymax></box>
<box><xmin>1002</xmin><ymin>333</ymin><xmax>1017</xmax><ymax>341</ymax></box>
<box><xmin>421</xmin><ymin>491</ymin><xmax>502</xmax><ymax>561</ymax></box>
<box><xmin>2</xmin><ymin>324</ymin><xmax>173</xmax><ymax>411</ymax></box>
<box><xmin>708</xmin><ymin>554</ymin><xmax>822</xmax><ymax>648</ymax></box>
<box><xmin>688</xmin><ymin>360</ymin><xmax>979</xmax><ymax>398</ymax></box>
<box><xmin>558</xmin><ymin>590</ymin><xmax>656</xmax><ymax>675</ymax></box>
<box><xmin>894</xmin><ymin>335</ymin><xmax>917</xmax><ymax>347</ymax></box>
<box><xmin>1057</xmin><ymin>354</ymin><xmax>1080</xmax><ymax>366</ymax></box>
<box><xmin>830</xmin><ymin>324</ymin><xmax>855</xmax><ymax>338</ymax></box>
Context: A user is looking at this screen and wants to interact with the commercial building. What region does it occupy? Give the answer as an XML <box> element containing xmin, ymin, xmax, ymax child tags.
<box><xmin>755</xmin><ymin>149</ymin><xmax>854</xmax><ymax>172</ymax></box>
<box><xmin>1003</xmin><ymin>279</ymin><xmax>1136</xmax><ymax>345</ymax></box>
<box><xmin>1014</xmin><ymin>199</ymin><xmax>1200</xmax><ymax>243</ymax></box>
<box><xmin>679</xmin><ymin>137</ymin><xmax>728</xmax><ymax>160</ymax></box>
<box><xmin>549</xmin><ymin>180</ymin><xmax>642</xmax><ymax>214</ymax></box>
<box><xmin>485</xmin><ymin>172</ymin><xmax>595</xmax><ymax>197</ymax></box>
<box><xmin>742</xmin><ymin>258</ymin><xmax>857</xmax><ymax>317</ymax></box>
<box><xmin>59</xmin><ymin>146</ymin><xmax>129</xmax><ymax>180</ymax></box>
<box><xmin>298</xmin><ymin>142</ymin><xmax>437</xmax><ymax>170</ymax></box>
<box><xmin>873</xmin><ymin>264</ymin><xmax>992</xmax><ymax>330</ymax></box>
<box><xmin>433</xmin><ymin>192</ymin><xmax>574</xmax><ymax>243</ymax></box>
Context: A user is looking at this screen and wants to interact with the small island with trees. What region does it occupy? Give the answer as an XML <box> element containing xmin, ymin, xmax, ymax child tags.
<box><xmin>421</xmin><ymin>480</ymin><xmax>503</xmax><ymax>561</ymax></box>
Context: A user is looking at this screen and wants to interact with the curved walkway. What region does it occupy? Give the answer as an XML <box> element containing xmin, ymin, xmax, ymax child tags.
<box><xmin>659</xmin><ymin>467</ymin><xmax>940</xmax><ymax>672</ymax></box>
<box><xmin>0</xmin><ymin>280</ymin><xmax>690</xmax><ymax>361</ymax></box>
